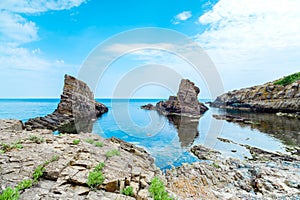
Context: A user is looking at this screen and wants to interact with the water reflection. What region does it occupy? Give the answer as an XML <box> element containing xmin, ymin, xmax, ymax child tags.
<box><xmin>218</xmin><ymin>109</ymin><xmax>300</xmax><ymax>146</ymax></box>
<box><xmin>166</xmin><ymin>115</ymin><xmax>200</xmax><ymax>147</ymax></box>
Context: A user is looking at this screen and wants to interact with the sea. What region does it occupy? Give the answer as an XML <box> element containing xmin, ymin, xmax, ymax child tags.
<box><xmin>0</xmin><ymin>98</ymin><xmax>299</xmax><ymax>170</ymax></box>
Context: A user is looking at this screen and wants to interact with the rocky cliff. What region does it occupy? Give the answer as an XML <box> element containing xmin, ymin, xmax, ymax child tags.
<box><xmin>25</xmin><ymin>75</ymin><xmax>108</xmax><ymax>133</ymax></box>
<box><xmin>142</xmin><ymin>79</ymin><xmax>208</xmax><ymax>117</ymax></box>
<box><xmin>211</xmin><ymin>74</ymin><xmax>300</xmax><ymax>112</ymax></box>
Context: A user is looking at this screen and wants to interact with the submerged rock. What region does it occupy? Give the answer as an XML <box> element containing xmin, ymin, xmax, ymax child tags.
<box><xmin>25</xmin><ymin>75</ymin><xmax>108</xmax><ymax>133</ymax></box>
<box><xmin>142</xmin><ymin>79</ymin><xmax>208</xmax><ymax>117</ymax></box>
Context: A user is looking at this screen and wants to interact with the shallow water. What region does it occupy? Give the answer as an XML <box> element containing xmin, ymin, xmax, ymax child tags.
<box><xmin>0</xmin><ymin>98</ymin><xmax>298</xmax><ymax>169</ymax></box>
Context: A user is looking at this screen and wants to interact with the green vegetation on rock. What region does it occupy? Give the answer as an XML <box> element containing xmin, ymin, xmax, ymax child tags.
<box><xmin>33</xmin><ymin>165</ymin><xmax>45</xmax><ymax>182</ymax></box>
<box><xmin>105</xmin><ymin>149</ymin><xmax>120</xmax><ymax>158</ymax></box>
<box><xmin>94</xmin><ymin>141</ymin><xmax>104</xmax><ymax>147</ymax></box>
<box><xmin>84</xmin><ymin>138</ymin><xmax>95</xmax><ymax>144</ymax></box>
<box><xmin>0</xmin><ymin>179</ymin><xmax>33</xmax><ymax>200</ymax></box>
<box><xmin>87</xmin><ymin>162</ymin><xmax>105</xmax><ymax>189</ymax></box>
<box><xmin>72</xmin><ymin>139</ymin><xmax>80</xmax><ymax>145</ymax></box>
<box><xmin>28</xmin><ymin>135</ymin><xmax>45</xmax><ymax>144</ymax></box>
<box><xmin>0</xmin><ymin>141</ymin><xmax>23</xmax><ymax>153</ymax></box>
<box><xmin>274</xmin><ymin>72</ymin><xmax>300</xmax><ymax>86</ymax></box>
<box><xmin>16</xmin><ymin>179</ymin><xmax>33</xmax><ymax>191</ymax></box>
<box><xmin>121</xmin><ymin>186</ymin><xmax>134</xmax><ymax>196</ymax></box>
<box><xmin>0</xmin><ymin>187</ymin><xmax>19</xmax><ymax>200</ymax></box>
<box><xmin>149</xmin><ymin>177</ymin><xmax>173</xmax><ymax>200</ymax></box>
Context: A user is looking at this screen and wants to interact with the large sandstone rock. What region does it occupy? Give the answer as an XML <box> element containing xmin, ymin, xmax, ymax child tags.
<box><xmin>142</xmin><ymin>79</ymin><xmax>208</xmax><ymax>117</ymax></box>
<box><xmin>25</xmin><ymin>75</ymin><xmax>108</xmax><ymax>133</ymax></box>
<box><xmin>211</xmin><ymin>77</ymin><xmax>300</xmax><ymax>113</ymax></box>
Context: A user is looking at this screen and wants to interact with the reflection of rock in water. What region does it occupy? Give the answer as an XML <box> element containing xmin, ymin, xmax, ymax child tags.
<box><xmin>217</xmin><ymin>109</ymin><xmax>300</xmax><ymax>146</ymax></box>
<box><xmin>167</xmin><ymin>115</ymin><xmax>199</xmax><ymax>147</ymax></box>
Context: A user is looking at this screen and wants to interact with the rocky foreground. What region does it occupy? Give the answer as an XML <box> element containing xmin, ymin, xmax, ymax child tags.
<box><xmin>211</xmin><ymin>73</ymin><xmax>300</xmax><ymax>113</ymax></box>
<box><xmin>0</xmin><ymin>120</ymin><xmax>161</xmax><ymax>200</ymax></box>
<box><xmin>1</xmin><ymin>119</ymin><xmax>300</xmax><ymax>200</ymax></box>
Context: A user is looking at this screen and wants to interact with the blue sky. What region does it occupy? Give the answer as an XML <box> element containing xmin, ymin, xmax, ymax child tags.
<box><xmin>0</xmin><ymin>0</ymin><xmax>299</xmax><ymax>98</ymax></box>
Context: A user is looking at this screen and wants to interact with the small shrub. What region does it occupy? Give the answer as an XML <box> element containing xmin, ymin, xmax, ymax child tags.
<box><xmin>87</xmin><ymin>171</ymin><xmax>105</xmax><ymax>189</ymax></box>
<box><xmin>73</xmin><ymin>139</ymin><xmax>80</xmax><ymax>145</ymax></box>
<box><xmin>28</xmin><ymin>135</ymin><xmax>44</xmax><ymax>144</ymax></box>
<box><xmin>1</xmin><ymin>143</ymin><xmax>11</xmax><ymax>152</ymax></box>
<box><xmin>85</xmin><ymin>138</ymin><xmax>95</xmax><ymax>144</ymax></box>
<box><xmin>121</xmin><ymin>186</ymin><xmax>134</xmax><ymax>196</ymax></box>
<box><xmin>149</xmin><ymin>177</ymin><xmax>173</xmax><ymax>200</ymax></box>
<box><xmin>94</xmin><ymin>141</ymin><xmax>104</xmax><ymax>147</ymax></box>
<box><xmin>51</xmin><ymin>155</ymin><xmax>59</xmax><ymax>162</ymax></box>
<box><xmin>0</xmin><ymin>187</ymin><xmax>19</xmax><ymax>200</ymax></box>
<box><xmin>212</xmin><ymin>162</ymin><xmax>220</xmax><ymax>169</ymax></box>
<box><xmin>94</xmin><ymin>162</ymin><xmax>105</xmax><ymax>172</ymax></box>
<box><xmin>16</xmin><ymin>179</ymin><xmax>33</xmax><ymax>191</ymax></box>
<box><xmin>105</xmin><ymin>149</ymin><xmax>120</xmax><ymax>158</ymax></box>
<box><xmin>14</xmin><ymin>144</ymin><xmax>23</xmax><ymax>149</ymax></box>
<box><xmin>33</xmin><ymin>165</ymin><xmax>45</xmax><ymax>182</ymax></box>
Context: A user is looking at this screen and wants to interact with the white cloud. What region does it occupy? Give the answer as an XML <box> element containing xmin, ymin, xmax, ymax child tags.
<box><xmin>194</xmin><ymin>0</ymin><xmax>300</xmax><ymax>92</ymax></box>
<box><xmin>197</xmin><ymin>0</ymin><xmax>300</xmax><ymax>50</ymax></box>
<box><xmin>172</xmin><ymin>11</ymin><xmax>192</xmax><ymax>24</ymax></box>
<box><xmin>0</xmin><ymin>0</ymin><xmax>87</xmax><ymax>13</ymax></box>
<box><xmin>0</xmin><ymin>0</ymin><xmax>87</xmax><ymax>73</ymax></box>
<box><xmin>0</xmin><ymin>11</ymin><xmax>38</xmax><ymax>44</ymax></box>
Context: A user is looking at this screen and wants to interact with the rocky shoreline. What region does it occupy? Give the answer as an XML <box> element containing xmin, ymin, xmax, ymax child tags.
<box><xmin>1</xmin><ymin>75</ymin><xmax>300</xmax><ymax>199</ymax></box>
<box><xmin>1</xmin><ymin>119</ymin><xmax>300</xmax><ymax>199</ymax></box>
<box><xmin>211</xmin><ymin>73</ymin><xmax>300</xmax><ymax>113</ymax></box>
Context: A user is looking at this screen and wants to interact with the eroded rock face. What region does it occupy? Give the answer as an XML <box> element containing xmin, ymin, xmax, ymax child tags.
<box><xmin>211</xmin><ymin>79</ymin><xmax>300</xmax><ymax>113</ymax></box>
<box><xmin>25</xmin><ymin>75</ymin><xmax>108</xmax><ymax>133</ymax></box>
<box><xmin>143</xmin><ymin>79</ymin><xmax>208</xmax><ymax>117</ymax></box>
<box><xmin>165</xmin><ymin>144</ymin><xmax>300</xmax><ymax>200</ymax></box>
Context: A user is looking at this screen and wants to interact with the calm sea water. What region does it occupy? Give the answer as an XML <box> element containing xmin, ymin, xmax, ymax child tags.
<box><xmin>0</xmin><ymin>98</ymin><xmax>298</xmax><ymax>169</ymax></box>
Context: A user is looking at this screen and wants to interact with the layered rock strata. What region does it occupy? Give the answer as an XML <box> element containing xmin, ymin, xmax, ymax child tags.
<box><xmin>0</xmin><ymin>120</ymin><xmax>161</xmax><ymax>199</ymax></box>
<box><xmin>211</xmin><ymin>78</ymin><xmax>300</xmax><ymax>113</ymax></box>
<box><xmin>25</xmin><ymin>75</ymin><xmax>108</xmax><ymax>133</ymax></box>
<box><xmin>142</xmin><ymin>79</ymin><xmax>208</xmax><ymax>117</ymax></box>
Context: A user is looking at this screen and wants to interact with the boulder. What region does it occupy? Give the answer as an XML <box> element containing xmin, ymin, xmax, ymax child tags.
<box><xmin>25</xmin><ymin>75</ymin><xmax>108</xmax><ymax>133</ymax></box>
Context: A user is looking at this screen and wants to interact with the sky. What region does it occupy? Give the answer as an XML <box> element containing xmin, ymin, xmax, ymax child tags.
<box><xmin>0</xmin><ymin>0</ymin><xmax>300</xmax><ymax>98</ymax></box>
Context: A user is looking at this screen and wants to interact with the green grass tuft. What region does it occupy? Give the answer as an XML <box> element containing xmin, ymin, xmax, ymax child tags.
<box><xmin>94</xmin><ymin>162</ymin><xmax>105</xmax><ymax>172</ymax></box>
<box><xmin>72</xmin><ymin>139</ymin><xmax>80</xmax><ymax>145</ymax></box>
<box><xmin>0</xmin><ymin>187</ymin><xmax>19</xmax><ymax>200</ymax></box>
<box><xmin>121</xmin><ymin>186</ymin><xmax>134</xmax><ymax>196</ymax></box>
<box><xmin>33</xmin><ymin>165</ymin><xmax>45</xmax><ymax>182</ymax></box>
<box><xmin>16</xmin><ymin>179</ymin><xmax>33</xmax><ymax>191</ymax></box>
<box><xmin>94</xmin><ymin>141</ymin><xmax>104</xmax><ymax>147</ymax></box>
<box><xmin>274</xmin><ymin>72</ymin><xmax>300</xmax><ymax>86</ymax></box>
<box><xmin>87</xmin><ymin>171</ymin><xmax>105</xmax><ymax>189</ymax></box>
<box><xmin>105</xmin><ymin>149</ymin><xmax>120</xmax><ymax>158</ymax></box>
<box><xmin>149</xmin><ymin>177</ymin><xmax>173</xmax><ymax>200</ymax></box>
<box><xmin>28</xmin><ymin>135</ymin><xmax>45</xmax><ymax>144</ymax></box>
<box><xmin>84</xmin><ymin>138</ymin><xmax>95</xmax><ymax>144</ymax></box>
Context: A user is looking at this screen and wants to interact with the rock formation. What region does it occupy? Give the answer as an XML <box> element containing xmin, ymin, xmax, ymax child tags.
<box><xmin>211</xmin><ymin>76</ymin><xmax>300</xmax><ymax>113</ymax></box>
<box><xmin>142</xmin><ymin>79</ymin><xmax>208</xmax><ymax>117</ymax></box>
<box><xmin>25</xmin><ymin>75</ymin><xmax>108</xmax><ymax>133</ymax></box>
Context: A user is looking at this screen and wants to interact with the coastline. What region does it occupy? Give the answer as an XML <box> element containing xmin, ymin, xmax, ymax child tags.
<box><xmin>1</xmin><ymin>119</ymin><xmax>299</xmax><ymax>199</ymax></box>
